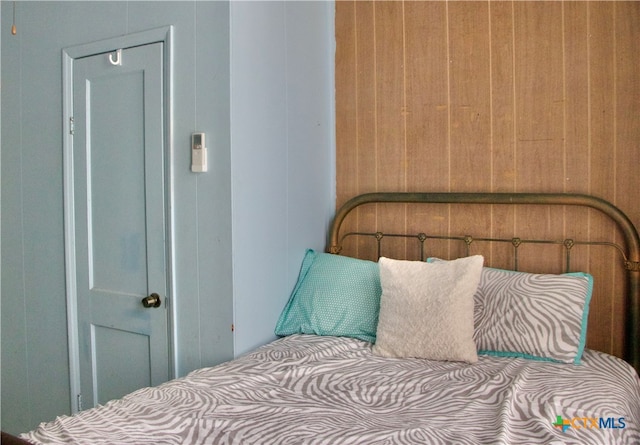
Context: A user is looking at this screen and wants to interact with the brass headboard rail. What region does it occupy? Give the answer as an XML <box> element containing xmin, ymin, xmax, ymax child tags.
<box><xmin>328</xmin><ymin>192</ymin><xmax>640</xmax><ymax>371</ymax></box>
<box><xmin>337</xmin><ymin>231</ymin><xmax>630</xmax><ymax>273</ymax></box>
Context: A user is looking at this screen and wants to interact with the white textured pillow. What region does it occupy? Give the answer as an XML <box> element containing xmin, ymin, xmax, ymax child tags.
<box><xmin>373</xmin><ymin>255</ymin><xmax>484</xmax><ymax>363</ymax></box>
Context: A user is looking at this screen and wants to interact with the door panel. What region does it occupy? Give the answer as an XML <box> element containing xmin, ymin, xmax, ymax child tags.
<box><xmin>88</xmin><ymin>70</ymin><xmax>147</xmax><ymax>295</ymax></box>
<box><xmin>72</xmin><ymin>42</ymin><xmax>169</xmax><ymax>410</ymax></box>
<box><xmin>92</xmin><ymin>325</ymin><xmax>151</xmax><ymax>405</ymax></box>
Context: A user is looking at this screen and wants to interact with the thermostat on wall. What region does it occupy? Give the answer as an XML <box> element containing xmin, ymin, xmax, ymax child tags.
<box><xmin>191</xmin><ymin>132</ymin><xmax>208</xmax><ymax>173</ymax></box>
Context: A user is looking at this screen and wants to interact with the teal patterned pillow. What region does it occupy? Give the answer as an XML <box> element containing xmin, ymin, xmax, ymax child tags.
<box><xmin>275</xmin><ymin>249</ymin><xmax>381</xmax><ymax>342</ymax></box>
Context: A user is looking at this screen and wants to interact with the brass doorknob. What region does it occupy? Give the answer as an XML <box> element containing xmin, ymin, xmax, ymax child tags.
<box><xmin>142</xmin><ymin>293</ymin><xmax>162</xmax><ymax>308</ymax></box>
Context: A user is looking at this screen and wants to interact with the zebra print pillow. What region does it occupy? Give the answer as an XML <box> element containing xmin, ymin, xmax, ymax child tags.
<box><xmin>428</xmin><ymin>259</ymin><xmax>594</xmax><ymax>364</ymax></box>
<box><xmin>473</xmin><ymin>267</ymin><xmax>593</xmax><ymax>364</ymax></box>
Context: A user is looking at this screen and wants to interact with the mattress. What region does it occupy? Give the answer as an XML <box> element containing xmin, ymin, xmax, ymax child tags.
<box><xmin>23</xmin><ymin>334</ymin><xmax>640</xmax><ymax>444</ymax></box>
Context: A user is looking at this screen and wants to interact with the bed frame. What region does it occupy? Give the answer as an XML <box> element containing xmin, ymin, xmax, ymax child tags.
<box><xmin>328</xmin><ymin>192</ymin><xmax>640</xmax><ymax>372</ymax></box>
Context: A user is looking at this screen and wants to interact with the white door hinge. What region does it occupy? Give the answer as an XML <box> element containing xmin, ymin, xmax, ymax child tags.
<box><xmin>69</xmin><ymin>116</ymin><xmax>75</xmax><ymax>135</ymax></box>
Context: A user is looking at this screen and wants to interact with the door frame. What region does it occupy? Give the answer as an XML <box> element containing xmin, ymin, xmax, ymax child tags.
<box><xmin>62</xmin><ymin>26</ymin><xmax>174</xmax><ymax>414</ymax></box>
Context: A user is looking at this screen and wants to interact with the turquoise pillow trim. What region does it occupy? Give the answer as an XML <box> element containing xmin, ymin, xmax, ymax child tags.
<box><xmin>274</xmin><ymin>249</ymin><xmax>382</xmax><ymax>343</ymax></box>
<box><xmin>568</xmin><ymin>271</ymin><xmax>594</xmax><ymax>364</ymax></box>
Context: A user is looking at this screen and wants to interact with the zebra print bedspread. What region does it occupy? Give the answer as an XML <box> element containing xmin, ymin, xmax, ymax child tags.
<box><xmin>23</xmin><ymin>334</ymin><xmax>640</xmax><ymax>444</ymax></box>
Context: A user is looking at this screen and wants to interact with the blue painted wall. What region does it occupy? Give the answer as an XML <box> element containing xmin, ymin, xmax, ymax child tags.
<box><xmin>230</xmin><ymin>1</ymin><xmax>335</xmax><ymax>356</ymax></box>
<box><xmin>1</xmin><ymin>1</ymin><xmax>334</xmax><ymax>434</ymax></box>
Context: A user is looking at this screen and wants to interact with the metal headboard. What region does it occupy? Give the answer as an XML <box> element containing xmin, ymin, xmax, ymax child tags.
<box><xmin>328</xmin><ymin>192</ymin><xmax>640</xmax><ymax>372</ymax></box>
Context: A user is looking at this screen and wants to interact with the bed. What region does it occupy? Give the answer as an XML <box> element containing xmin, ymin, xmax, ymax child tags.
<box><xmin>19</xmin><ymin>192</ymin><xmax>640</xmax><ymax>444</ymax></box>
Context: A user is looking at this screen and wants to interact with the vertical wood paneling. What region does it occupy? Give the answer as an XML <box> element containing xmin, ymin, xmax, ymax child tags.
<box><xmin>563</xmin><ymin>1</ymin><xmax>590</xmax><ymax>274</ymax></box>
<box><xmin>335</xmin><ymin>1</ymin><xmax>358</xmax><ymax>211</ymax></box>
<box><xmin>404</xmin><ymin>1</ymin><xmax>449</xmax><ymax>192</ymax></box>
<box><xmin>335</xmin><ymin>0</ymin><xmax>640</xmax><ymax>357</ymax></box>
<box><xmin>588</xmin><ymin>1</ymin><xmax>618</xmax><ymax>355</ymax></box>
<box><xmin>404</xmin><ymin>1</ymin><xmax>449</xmax><ymax>260</ymax></box>
<box><xmin>513</xmin><ymin>2</ymin><xmax>565</xmax><ymax>193</ymax></box>
<box><xmin>375</xmin><ymin>1</ymin><xmax>407</xmax><ymax>259</ymax></box>
<box><xmin>613</xmin><ymin>1</ymin><xmax>640</xmax><ymax>356</ymax></box>
<box><xmin>561</xmin><ymin>3</ymin><xmax>601</xmax><ymax>351</ymax></box>
<box><xmin>355</xmin><ymin>1</ymin><xmax>378</xmax><ymax>260</ymax></box>
<box><xmin>374</xmin><ymin>1</ymin><xmax>405</xmax><ymax>194</ymax></box>
<box><xmin>448</xmin><ymin>1</ymin><xmax>492</xmax><ymax>259</ymax></box>
<box><xmin>615</xmin><ymin>2</ymin><xmax>640</xmax><ymax>228</ymax></box>
<box><xmin>589</xmin><ymin>2</ymin><xmax>616</xmax><ymax>204</ymax></box>
<box><xmin>448</xmin><ymin>2</ymin><xmax>492</xmax><ymax>193</ymax></box>
<box><xmin>489</xmin><ymin>1</ymin><xmax>516</xmax><ymax>269</ymax></box>
<box><xmin>335</xmin><ymin>1</ymin><xmax>360</xmax><ymax>256</ymax></box>
<box><xmin>513</xmin><ymin>1</ymin><xmax>565</xmax><ymax>272</ymax></box>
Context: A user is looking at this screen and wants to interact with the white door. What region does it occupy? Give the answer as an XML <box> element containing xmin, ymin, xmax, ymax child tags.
<box><xmin>70</xmin><ymin>42</ymin><xmax>169</xmax><ymax>410</ymax></box>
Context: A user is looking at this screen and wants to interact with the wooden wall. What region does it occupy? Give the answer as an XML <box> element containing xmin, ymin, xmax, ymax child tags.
<box><xmin>335</xmin><ymin>1</ymin><xmax>639</xmax><ymax>358</ymax></box>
